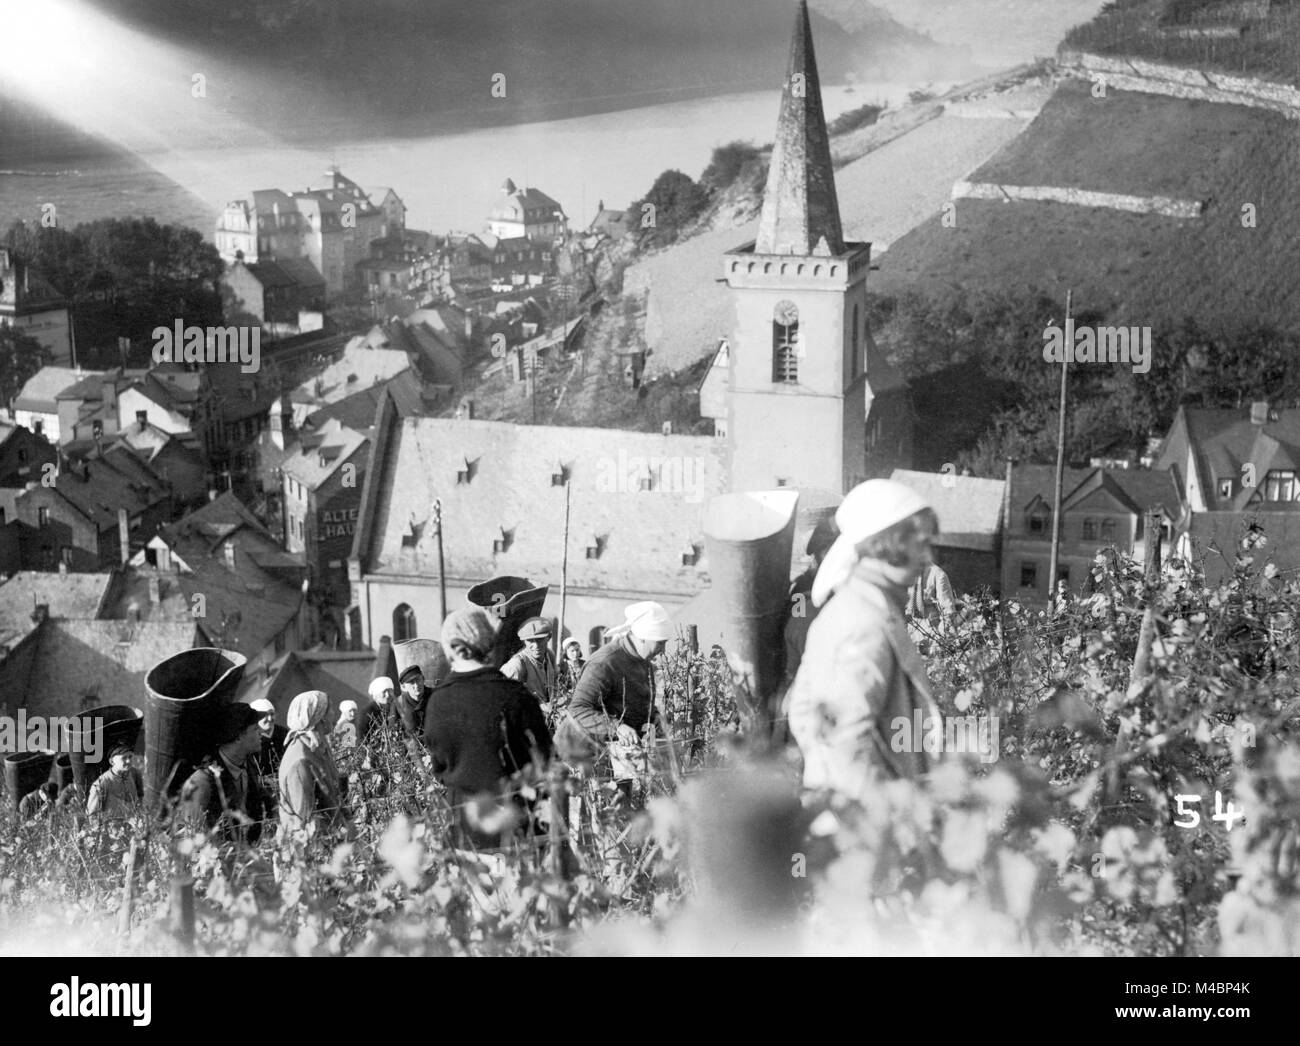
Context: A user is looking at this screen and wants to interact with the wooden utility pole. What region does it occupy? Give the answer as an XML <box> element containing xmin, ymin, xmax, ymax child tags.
<box><xmin>557</xmin><ymin>476</ymin><xmax>571</xmax><ymax>661</ymax></box>
<box><xmin>1048</xmin><ymin>289</ymin><xmax>1072</xmax><ymax>614</ymax></box>
<box><xmin>434</xmin><ymin>498</ymin><xmax>447</xmax><ymax>624</ymax></box>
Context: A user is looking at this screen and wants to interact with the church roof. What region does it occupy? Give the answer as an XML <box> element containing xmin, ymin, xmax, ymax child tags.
<box><xmin>755</xmin><ymin>1</ymin><xmax>845</xmax><ymax>258</ymax></box>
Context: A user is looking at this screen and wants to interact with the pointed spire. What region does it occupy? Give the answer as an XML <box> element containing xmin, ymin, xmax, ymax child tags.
<box><xmin>756</xmin><ymin>1</ymin><xmax>845</xmax><ymax>257</ymax></box>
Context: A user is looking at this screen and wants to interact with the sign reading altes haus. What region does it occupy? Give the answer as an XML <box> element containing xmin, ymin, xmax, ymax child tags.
<box><xmin>319</xmin><ymin>507</ymin><xmax>359</xmax><ymax>540</ymax></box>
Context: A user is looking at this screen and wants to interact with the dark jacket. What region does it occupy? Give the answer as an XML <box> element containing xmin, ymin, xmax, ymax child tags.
<box><xmin>421</xmin><ymin>667</ymin><xmax>552</xmax><ymax>805</ymax></box>
<box><xmin>566</xmin><ymin>635</ymin><xmax>660</xmax><ymax>742</ymax></box>
<box><xmin>174</xmin><ymin>755</ymin><xmax>267</xmax><ymax>845</ymax></box>
<box><xmin>251</xmin><ymin>724</ymin><xmax>289</xmax><ymax>779</ymax></box>
<box><xmin>397</xmin><ymin>687</ymin><xmax>431</xmax><ymax>738</ymax></box>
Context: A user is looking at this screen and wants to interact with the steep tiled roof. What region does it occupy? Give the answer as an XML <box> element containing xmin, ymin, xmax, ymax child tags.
<box><xmin>290</xmin><ymin>345</ymin><xmax>412</xmax><ymax>412</ymax></box>
<box><xmin>142</xmin><ymin>494</ymin><xmax>304</xmax><ymax>659</ymax></box>
<box><xmin>302</xmin><ymin>368</ymin><xmax>427</xmax><ymax>433</ymax></box>
<box><xmin>237</xmin><ymin>649</ymin><xmax>377</xmax><ymax>716</ymax></box>
<box><xmin>14</xmin><ymin>367</ymin><xmax>93</xmax><ymax>413</ymax></box>
<box><xmin>1182</xmin><ymin>405</ymin><xmax>1300</xmax><ymax>511</ymax></box>
<box><xmin>357</xmin><ymin>416</ymin><xmax>729</xmax><ymax>597</ymax></box>
<box><xmin>281</xmin><ymin>420</ymin><xmax>368</xmax><ymax>491</ymax></box>
<box><xmin>14</xmin><ymin>619</ymin><xmax>199</xmax><ymax>716</ymax></box>
<box><xmin>755</xmin><ymin>1</ymin><xmax>843</xmax><ymax>257</ymax></box>
<box><xmin>44</xmin><ymin>455</ymin><xmax>169</xmax><ymax>531</ymax></box>
<box><xmin>0</xmin><ymin>571</ymin><xmax>115</xmax><ymax>633</ymax></box>
<box><xmin>890</xmin><ymin>469</ymin><xmax>1005</xmax><ymax>551</ymax></box>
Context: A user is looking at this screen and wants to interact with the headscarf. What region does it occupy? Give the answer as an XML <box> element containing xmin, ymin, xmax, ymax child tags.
<box><xmin>812</xmin><ymin>479</ymin><xmax>933</xmax><ymax>608</ymax></box>
<box><xmin>285</xmin><ymin>690</ymin><xmax>330</xmax><ymax>751</ymax></box>
<box><xmin>338</xmin><ymin>700</ymin><xmax>357</xmax><ymax>719</ymax></box>
<box><xmin>606</xmin><ymin>601</ymin><xmax>674</xmax><ymax>643</ymax></box>
<box><xmin>368</xmin><ymin>676</ymin><xmax>394</xmax><ymax>705</ymax></box>
<box><xmin>249</xmin><ymin>698</ymin><xmax>275</xmax><ymax>716</ymax></box>
<box><xmin>440</xmin><ymin>606</ymin><xmax>497</xmax><ymax>659</ymax></box>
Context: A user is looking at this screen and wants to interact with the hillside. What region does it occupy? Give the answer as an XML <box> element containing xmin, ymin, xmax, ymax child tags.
<box><xmin>874</xmin><ymin>79</ymin><xmax>1300</xmax><ymax>332</ymax></box>
<box><xmin>1064</xmin><ymin>0</ymin><xmax>1300</xmax><ymax>87</ymax></box>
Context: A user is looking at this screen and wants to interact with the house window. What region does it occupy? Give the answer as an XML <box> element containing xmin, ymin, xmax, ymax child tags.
<box><xmin>1100</xmin><ymin>519</ymin><xmax>1116</xmax><ymax>543</ymax></box>
<box><xmin>392</xmin><ymin>604</ymin><xmax>416</xmax><ymax>643</ymax></box>
<box><xmin>772</xmin><ymin>301</ymin><xmax>799</xmax><ymax>384</ymax></box>
<box><xmin>1027</xmin><ymin>507</ymin><xmax>1048</xmax><ymax>535</ymax></box>
<box><xmin>1020</xmin><ymin>562</ymin><xmax>1037</xmax><ymax>589</ymax></box>
<box><xmin>1082</xmin><ymin>518</ymin><xmax>1096</xmax><ymax>541</ymax></box>
<box><xmin>17</xmin><ymin>447</ymin><xmax>27</xmax><ymax>463</ymax></box>
<box><xmin>38</xmin><ymin>507</ymin><xmax>49</xmax><ymax>527</ymax></box>
<box><xmin>1264</xmin><ymin>469</ymin><xmax>1299</xmax><ymax>502</ymax></box>
<box><xmin>1218</xmin><ymin>478</ymin><xmax>1233</xmax><ymax>499</ymax></box>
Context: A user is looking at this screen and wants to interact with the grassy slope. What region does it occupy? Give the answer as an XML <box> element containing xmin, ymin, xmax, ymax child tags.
<box><xmin>1064</xmin><ymin>0</ymin><xmax>1300</xmax><ymax>88</ymax></box>
<box><xmin>876</xmin><ymin>81</ymin><xmax>1300</xmax><ymax>333</ymax></box>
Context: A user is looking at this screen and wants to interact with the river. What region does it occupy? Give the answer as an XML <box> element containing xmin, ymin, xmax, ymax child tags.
<box><xmin>0</xmin><ymin>80</ymin><xmax>941</xmax><ymax>238</ymax></box>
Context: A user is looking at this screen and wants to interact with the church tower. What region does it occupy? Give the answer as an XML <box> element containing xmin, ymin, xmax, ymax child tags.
<box><xmin>723</xmin><ymin>1</ymin><xmax>908</xmax><ymax>498</ymax></box>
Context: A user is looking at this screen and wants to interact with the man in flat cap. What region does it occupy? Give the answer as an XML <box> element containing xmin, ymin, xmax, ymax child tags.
<box><xmin>174</xmin><ymin>703</ymin><xmax>270</xmax><ymax>845</ymax></box>
<box><xmin>396</xmin><ymin>664</ymin><xmax>432</xmax><ymax>740</ymax></box>
<box><xmin>501</xmin><ymin>617</ymin><xmax>558</xmax><ymax>712</ymax></box>
<box><xmin>86</xmin><ymin>743</ymin><xmax>143</xmax><ymax>820</ymax></box>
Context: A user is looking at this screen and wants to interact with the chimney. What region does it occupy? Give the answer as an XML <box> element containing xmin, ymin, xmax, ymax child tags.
<box><xmin>147</xmin><ymin>576</ymin><xmax>160</xmax><ymax>604</ymax></box>
<box><xmin>1250</xmin><ymin>401</ymin><xmax>1269</xmax><ymax>425</ymax></box>
<box><xmin>118</xmin><ymin>509</ymin><xmax>130</xmax><ymax>565</ymax></box>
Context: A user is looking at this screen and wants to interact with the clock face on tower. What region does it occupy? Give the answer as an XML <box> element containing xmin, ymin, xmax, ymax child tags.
<box><xmin>774</xmin><ymin>300</ymin><xmax>799</xmax><ymax>327</ymax></box>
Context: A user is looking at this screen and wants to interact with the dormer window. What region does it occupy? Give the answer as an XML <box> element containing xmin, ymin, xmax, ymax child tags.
<box><xmin>1027</xmin><ymin>505</ymin><xmax>1049</xmax><ymax>535</ymax></box>
<box><xmin>585</xmin><ymin>534</ymin><xmax>605</xmax><ymax>560</ymax></box>
<box><xmin>681</xmin><ymin>543</ymin><xmax>700</xmax><ymax>567</ymax></box>
<box><xmin>550</xmin><ymin>463</ymin><xmax>568</xmax><ymax>487</ymax></box>
<box><xmin>637</xmin><ymin>467</ymin><xmax>655</xmax><ymax>492</ymax></box>
<box><xmin>456</xmin><ymin>457</ymin><xmax>474</xmax><ymax>485</ymax></box>
<box><xmin>492</xmin><ymin>528</ymin><xmax>513</xmax><ymax>555</ymax></box>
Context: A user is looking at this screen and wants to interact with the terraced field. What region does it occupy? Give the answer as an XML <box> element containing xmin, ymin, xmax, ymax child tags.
<box><xmin>876</xmin><ymin>83</ymin><xmax>1300</xmax><ymax>332</ymax></box>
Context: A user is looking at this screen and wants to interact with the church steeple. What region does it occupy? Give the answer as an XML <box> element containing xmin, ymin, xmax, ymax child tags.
<box><xmin>755</xmin><ymin>0</ymin><xmax>845</xmax><ymax>258</ymax></box>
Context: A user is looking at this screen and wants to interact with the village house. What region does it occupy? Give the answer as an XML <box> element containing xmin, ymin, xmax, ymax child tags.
<box><xmin>10</xmin><ymin>446</ymin><xmax>173</xmax><ymax>572</ymax></box>
<box><xmin>222</xmin><ymin>256</ymin><xmax>327</xmax><ymax>336</ymax></box>
<box><xmin>11</xmin><ymin>366</ymin><xmax>85</xmax><ymax>444</ymax></box>
<box><xmin>123</xmin><ymin>492</ymin><xmax>309</xmax><ymax>677</ymax></box>
<box><xmin>1002</xmin><ymin>464</ymin><xmax>1182</xmax><ymax>601</ymax></box>
<box><xmin>0</xmin><ymin>421</ymin><xmax>59</xmax><ymax>525</ymax></box>
<box><xmin>237</xmin><ymin>647</ymin><xmax>380</xmax><ymax>716</ymax></box>
<box><xmin>280</xmin><ymin>419</ymin><xmax>370</xmax><ymax>619</ymax></box>
<box><xmin>1156</xmin><ymin>400</ymin><xmax>1300</xmax><ymax>582</ymax></box>
<box><xmin>287</xmin><ymin>338</ymin><xmax>414</xmax><ymax>428</ymax></box>
<box><xmin>486</xmin><ymin>179</ymin><xmax>568</xmax><ymax>243</ymax></box>
<box><xmin>0</xmin><ymin>247</ymin><xmax>73</xmax><ymax>366</ymax></box>
<box><xmin>215</xmin><ymin>169</ymin><xmax>397</xmax><ymax>300</ymax></box>
<box><xmin>0</xmin><ymin>570</ymin><xmax>197</xmax><ymax>718</ymax></box>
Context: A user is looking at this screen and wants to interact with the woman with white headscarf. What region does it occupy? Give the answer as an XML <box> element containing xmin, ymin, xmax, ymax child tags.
<box><xmin>787</xmin><ymin>480</ymin><xmax>946</xmax><ymax>801</ymax></box>
<box><xmin>557</xmin><ymin>601</ymin><xmax>673</xmax><ymax>793</ymax></box>
<box><xmin>278</xmin><ymin>690</ymin><xmax>348</xmax><ymax>837</ymax></box>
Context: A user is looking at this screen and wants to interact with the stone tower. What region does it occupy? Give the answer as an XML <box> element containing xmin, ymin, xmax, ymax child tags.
<box><xmin>722</xmin><ymin>0</ymin><xmax>909</xmax><ymax>498</ymax></box>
